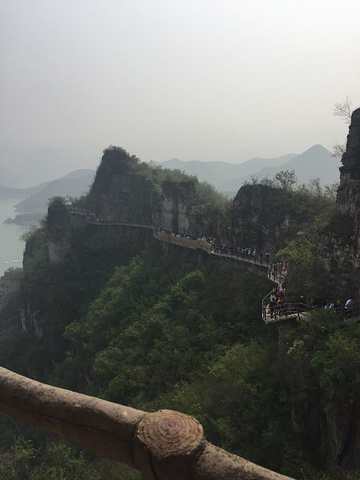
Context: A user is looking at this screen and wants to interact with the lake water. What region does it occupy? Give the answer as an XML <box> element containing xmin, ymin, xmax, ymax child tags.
<box><xmin>0</xmin><ymin>198</ymin><xmax>30</xmax><ymax>277</ymax></box>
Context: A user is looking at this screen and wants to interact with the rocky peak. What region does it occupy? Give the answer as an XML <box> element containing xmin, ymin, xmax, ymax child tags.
<box><xmin>86</xmin><ymin>148</ymin><xmax>157</xmax><ymax>225</ymax></box>
<box><xmin>47</xmin><ymin>197</ymin><xmax>71</xmax><ymax>264</ymax></box>
<box><xmin>337</xmin><ymin>108</ymin><xmax>360</xmax><ymax>224</ymax></box>
<box><xmin>85</xmin><ymin>147</ymin><xmax>201</xmax><ymax>235</ymax></box>
<box><xmin>320</xmin><ymin>107</ymin><xmax>360</xmax><ymax>298</ymax></box>
<box><xmin>230</xmin><ymin>184</ymin><xmax>312</xmax><ymax>257</ymax></box>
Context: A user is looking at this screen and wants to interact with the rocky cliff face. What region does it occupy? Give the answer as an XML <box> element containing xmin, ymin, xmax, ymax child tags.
<box><xmin>337</xmin><ymin>108</ymin><xmax>360</xmax><ymax>221</ymax></box>
<box><xmin>320</xmin><ymin>108</ymin><xmax>360</xmax><ymax>298</ymax></box>
<box><xmin>230</xmin><ymin>184</ymin><xmax>315</xmax><ymax>257</ymax></box>
<box><xmin>47</xmin><ymin>198</ymin><xmax>71</xmax><ymax>264</ymax></box>
<box><xmin>285</xmin><ymin>108</ymin><xmax>360</xmax><ymax>470</ymax></box>
<box><xmin>87</xmin><ymin>148</ymin><xmax>157</xmax><ymax>225</ymax></box>
<box><xmin>158</xmin><ymin>181</ymin><xmax>196</xmax><ymax>234</ymax></box>
<box><xmin>86</xmin><ymin>148</ymin><xmax>201</xmax><ymax>235</ymax></box>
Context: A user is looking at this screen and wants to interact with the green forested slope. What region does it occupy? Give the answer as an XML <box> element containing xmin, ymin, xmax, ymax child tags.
<box><xmin>0</xmin><ymin>171</ymin><xmax>359</xmax><ymax>479</ymax></box>
<box><xmin>2</xmin><ymin>228</ymin><xmax>359</xmax><ymax>479</ymax></box>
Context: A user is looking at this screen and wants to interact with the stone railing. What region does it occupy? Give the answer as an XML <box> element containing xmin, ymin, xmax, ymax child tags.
<box><xmin>0</xmin><ymin>367</ymin><xmax>293</xmax><ymax>480</ymax></box>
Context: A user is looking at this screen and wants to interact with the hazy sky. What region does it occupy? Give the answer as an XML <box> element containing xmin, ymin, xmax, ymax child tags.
<box><xmin>1</xmin><ymin>0</ymin><xmax>359</xmax><ymax>166</ymax></box>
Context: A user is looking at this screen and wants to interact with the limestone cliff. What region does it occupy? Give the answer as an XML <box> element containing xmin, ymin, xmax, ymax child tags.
<box><xmin>157</xmin><ymin>181</ymin><xmax>196</xmax><ymax>234</ymax></box>
<box><xmin>337</xmin><ymin>108</ymin><xmax>360</xmax><ymax>222</ymax></box>
<box><xmin>85</xmin><ymin>147</ymin><xmax>216</xmax><ymax>236</ymax></box>
<box><xmin>86</xmin><ymin>148</ymin><xmax>157</xmax><ymax>225</ymax></box>
<box><xmin>320</xmin><ymin>108</ymin><xmax>360</xmax><ymax>298</ymax></box>
<box><xmin>46</xmin><ymin>198</ymin><xmax>72</xmax><ymax>264</ymax></box>
<box><xmin>284</xmin><ymin>110</ymin><xmax>360</xmax><ymax>470</ymax></box>
<box><xmin>230</xmin><ymin>184</ymin><xmax>319</xmax><ymax>258</ymax></box>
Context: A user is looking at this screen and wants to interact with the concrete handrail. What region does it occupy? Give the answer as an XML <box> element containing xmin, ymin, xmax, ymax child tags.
<box><xmin>0</xmin><ymin>367</ymin><xmax>294</xmax><ymax>480</ymax></box>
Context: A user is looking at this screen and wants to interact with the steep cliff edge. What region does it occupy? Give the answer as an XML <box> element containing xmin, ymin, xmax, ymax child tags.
<box><xmin>230</xmin><ymin>183</ymin><xmax>330</xmax><ymax>261</ymax></box>
<box><xmin>85</xmin><ymin>146</ymin><xmax>227</xmax><ymax>236</ymax></box>
<box><xmin>158</xmin><ymin>181</ymin><xmax>196</xmax><ymax>234</ymax></box>
<box><xmin>320</xmin><ymin>108</ymin><xmax>360</xmax><ymax>298</ymax></box>
<box><xmin>231</xmin><ymin>185</ymin><xmax>294</xmax><ymax>257</ymax></box>
<box><xmin>86</xmin><ymin>147</ymin><xmax>158</xmax><ymax>225</ymax></box>
<box><xmin>337</xmin><ymin>108</ymin><xmax>360</xmax><ymax>221</ymax></box>
<box><xmin>47</xmin><ymin>197</ymin><xmax>72</xmax><ymax>264</ymax></box>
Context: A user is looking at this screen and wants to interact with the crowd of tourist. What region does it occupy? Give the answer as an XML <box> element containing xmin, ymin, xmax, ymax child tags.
<box><xmin>68</xmin><ymin>206</ymin><xmax>109</xmax><ymax>224</ymax></box>
<box><xmin>266</xmin><ymin>280</ymin><xmax>359</xmax><ymax>321</ymax></box>
<box><xmin>156</xmin><ymin>230</ymin><xmax>274</xmax><ymax>265</ymax></box>
<box><xmin>70</xmin><ymin>206</ymin><xmax>271</xmax><ymax>264</ymax></box>
<box><xmin>155</xmin><ymin>228</ymin><xmax>210</xmax><ymax>242</ymax></box>
<box><xmin>210</xmin><ymin>243</ymin><xmax>270</xmax><ymax>264</ymax></box>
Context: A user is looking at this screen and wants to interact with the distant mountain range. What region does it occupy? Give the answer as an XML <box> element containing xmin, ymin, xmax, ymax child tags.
<box><xmin>161</xmin><ymin>153</ymin><xmax>297</xmax><ymax>189</ymax></box>
<box><xmin>1</xmin><ymin>144</ymin><xmax>341</xmax><ymax>225</ymax></box>
<box><xmin>0</xmin><ymin>144</ymin><xmax>98</xmax><ymax>188</ymax></box>
<box><xmin>161</xmin><ymin>145</ymin><xmax>341</xmax><ymax>195</ymax></box>
<box><xmin>14</xmin><ymin>169</ymin><xmax>95</xmax><ymax>214</ymax></box>
<box><xmin>0</xmin><ymin>169</ymin><xmax>95</xmax><ymax>224</ymax></box>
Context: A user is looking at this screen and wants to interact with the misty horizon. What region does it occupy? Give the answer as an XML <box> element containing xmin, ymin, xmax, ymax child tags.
<box><xmin>1</xmin><ymin>0</ymin><xmax>359</xmax><ymax>172</ymax></box>
<box><xmin>0</xmin><ymin>142</ymin><xmax>337</xmax><ymax>190</ymax></box>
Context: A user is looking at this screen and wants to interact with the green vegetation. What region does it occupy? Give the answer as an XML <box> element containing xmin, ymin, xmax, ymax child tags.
<box><xmin>0</xmin><ymin>437</ymin><xmax>140</xmax><ymax>480</ymax></box>
<box><xmin>0</xmin><ymin>154</ymin><xmax>357</xmax><ymax>479</ymax></box>
<box><xmin>273</xmin><ymin>176</ymin><xmax>337</xmax><ymax>298</ymax></box>
<box><xmin>277</xmin><ymin>236</ymin><xmax>323</xmax><ymax>297</ymax></box>
<box><xmin>275</xmin><ymin>170</ymin><xmax>297</xmax><ymax>190</ymax></box>
<box><xmin>248</xmin><ymin>170</ymin><xmax>338</xmax><ymax>205</ymax></box>
<box><xmin>100</xmin><ymin>146</ymin><xmax>230</xmax><ymax>211</ymax></box>
<box><xmin>0</xmin><ymin>223</ymin><xmax>354</xmax><ymax>479</ymax></box>
<box><xmin>103</xmin><ymin>146</ymin><xmax>197</xmax><ymax>185</ymax></box>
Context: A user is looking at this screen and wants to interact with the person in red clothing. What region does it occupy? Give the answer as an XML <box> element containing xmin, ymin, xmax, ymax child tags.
<box><xmin>276</xmin><ymin>289</ymin><xmax>284</xmax><ymax>301</ymax></box>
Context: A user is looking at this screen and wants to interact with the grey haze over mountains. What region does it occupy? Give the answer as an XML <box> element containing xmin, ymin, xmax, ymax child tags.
<box><xmin>0</xmin><ymin>169</ymin><xmax>95</xmax><ymax>225</ymax></box>
<box><xmin>0</xmin><ymin>145</ymin><xmax>98</xmax><ymax>188</ymax></box>
<box><xmin>0</xmin><ymin>144</ymin><xmax>97</xmax><ymax>223</ymax></box>
<box><xmin>162</xmin><ymin>145</ymin><xmax>341</xmax><ymax>195</ymax></box>
<box><xmin>162</xmin><ymin>153</ymin><xmax>297</xmax><ymax>190</ymax></box>
<box><xmin>14</xmin><ymin>169</ymin><xmax>95</xmax><ymax>215</ymax></box>
<box><xmin>0</xmin><ymin>143</ymin><xmax>340</xmax><ymax>224</ymax></box>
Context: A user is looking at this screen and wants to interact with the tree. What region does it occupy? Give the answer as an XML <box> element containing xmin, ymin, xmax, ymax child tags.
<box><xmin>275</xmin><ymin>170</ymin><xmax>297</xmax><ymax>191</ymax></box>
<box><xmin>334</xmin><ymin>97</ymin><xmax>352</xmax><ymax>124</ymax></box>
<box><xmin>332</xmin><ymin>144</ymin><xmax>346</xmax><ymax>158</ymax></box>
<box><xmin>332</xmin><ymin>97</ymin><xmax>353</xmax><ymax>157</ymax></box>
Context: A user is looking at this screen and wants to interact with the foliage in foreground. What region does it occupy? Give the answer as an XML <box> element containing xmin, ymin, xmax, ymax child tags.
<box><xmin>0</xmin><ymin>437</ymin><xmax>140</xmax><ymax>480</ymax></box>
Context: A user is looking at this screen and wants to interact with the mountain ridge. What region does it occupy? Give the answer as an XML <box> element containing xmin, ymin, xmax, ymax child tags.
<box><xmin>161</xmin><ymin>153</ymin><xmax>297</xmax><ymax>189</ymax></box>
<box><xmin>161</xmin><ymin>145</ymin><xmax>340</xmax><ymax>194</ymax></box>
<box><xmin>220</xmin><ymin>145</ymin><xmax>340</xmax><ymax>192</ymax></box>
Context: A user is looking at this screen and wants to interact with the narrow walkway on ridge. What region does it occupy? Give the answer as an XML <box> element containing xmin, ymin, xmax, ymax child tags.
<box><xmin>68</xmin><ymin>206</ymin><xmax>276</xmax><ymax>271</ymax></box>
<box><xmin>262</xmin><ymin>285</ymin><xmax>360</xmax><ymax>326</ymax></box>
<box><xmin>72</xmin><ymin>206</ymin><xmax>358</xmax><ymax>326</ymax></box>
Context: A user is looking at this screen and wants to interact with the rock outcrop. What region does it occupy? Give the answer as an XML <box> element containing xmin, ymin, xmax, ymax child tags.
<box><xmin>230</xmin><ymin>184</ymin><xmax>318</xmax><ymax>258</ymax></box>
<box><xmin>231</xmin><ymin>185</ymin><xmax>289</xmax><ymax>257</ymax></box>
<box><xmin>320</xmin><ymin>108</ymin><xmax>360</xmax><ymax>298</ymax></box>
<box><xmin>85</xmin><ymin>147</ymin><xmax>206</xmax><ymax>236</ymax></box>
<box><xmin>87</xmin><ymin>148</ymin><xmax>157</xmax><ymax>226</ymax></box>
<box><xmin>46</xmin><ymin>198</ymin><xmax>71</xmax><ymax>264</ymax></box>
<box><xmin>158</xmin><ymin>181</ymin><xmax>196</xmax><ymax>234</ymax></box>
<box><xmin>337</xmin><ymin>108</ymin><xmax>360</xmax><ymax>221</ymax></box>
